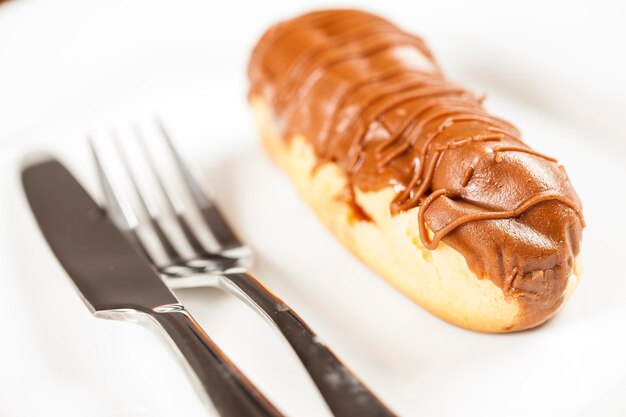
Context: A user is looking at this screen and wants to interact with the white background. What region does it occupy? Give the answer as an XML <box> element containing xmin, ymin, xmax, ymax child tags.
<box><xmin>0</xmin><ymin>1</ymin><xmax>625</xmax><ymax>416</ymax></box>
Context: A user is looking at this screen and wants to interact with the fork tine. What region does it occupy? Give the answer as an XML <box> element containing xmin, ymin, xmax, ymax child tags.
<box><xmin>133</xmin><ymin>125</ymin><xmax>209</xmax><ymax>258</ymax></box>
<box><xmin>89</xmin><ymin>136</ymin><xmax>137</xmax><ymax>231</ymax></box>
<box><xmin>112</xmin><ymin>131</ymin><xmax>184</xmax><ymax>266</ymax></box>
<box><xmin>89</xmin><ymin>136</ymin><xmax>158</xmax><ymax>265</ymax></box>
<box><xmin>155</xmin><ymin>120</ymin><xmax>244</xmax><ymax>252</ymax></box>
<box><xmin>90</xmin><ymin>133</ymin><xmax>182</xmax><ymax>268</ymax></box>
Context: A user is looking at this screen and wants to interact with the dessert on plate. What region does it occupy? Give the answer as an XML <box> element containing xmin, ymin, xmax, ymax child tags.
<box><xmin>247</xmin><ymin>9</ymin><xmax>584</xmax><ymax>332</ymax></box>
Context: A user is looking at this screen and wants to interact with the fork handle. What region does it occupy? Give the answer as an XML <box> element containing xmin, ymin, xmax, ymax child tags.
<box><xmin>221</xmin><ymin>273</ymin><xmax>397</xmax><ymax>417</ymax></box>
<box><xmin>150</xmin><ymin>305</ymin><xmax>284</xmax><ymax>417</ymax></box>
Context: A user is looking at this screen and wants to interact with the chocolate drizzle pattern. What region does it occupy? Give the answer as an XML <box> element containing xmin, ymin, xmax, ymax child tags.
<box><xmin>249</xmin><ymin>9</ymin><xmax>584</xmax><ymax>327</ymax></box>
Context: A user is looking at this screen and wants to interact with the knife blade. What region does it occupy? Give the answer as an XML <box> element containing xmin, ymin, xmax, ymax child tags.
<box><xmin>22</xmin><ymin>157</ymin><xmax>283</xmax><ymax>417</ymax></box>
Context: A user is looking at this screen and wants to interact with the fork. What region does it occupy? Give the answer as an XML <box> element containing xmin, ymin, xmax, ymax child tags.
<box><xmin>89</xmin><ymin>121</ymin><xmax>397</xmax><ymax>417</ymax></box>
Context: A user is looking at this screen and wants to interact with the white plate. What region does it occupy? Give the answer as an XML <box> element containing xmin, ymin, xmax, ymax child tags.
<box><xmin>1</xmin><ymin>1</ymin><xmax>625</xmax><ymax>416</ymax></box>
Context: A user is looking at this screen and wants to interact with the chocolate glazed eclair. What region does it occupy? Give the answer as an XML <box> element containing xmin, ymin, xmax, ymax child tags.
<box><xmin>248</xmin><ymin>9</ymin><xmax>584</xmax><ymax>332</ymax></box>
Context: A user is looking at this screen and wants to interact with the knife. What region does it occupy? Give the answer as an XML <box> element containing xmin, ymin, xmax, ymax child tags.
<box><xmin>22</xmin><ymin>157</ymin><xmax>284</xmax><ymax>417</ymax></box>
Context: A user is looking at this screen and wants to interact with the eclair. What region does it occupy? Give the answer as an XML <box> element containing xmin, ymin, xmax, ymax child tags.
<box><xmin>247</xmin><ymin>9</ymin><xmax>584</xmax><ymax>332</ymax></box>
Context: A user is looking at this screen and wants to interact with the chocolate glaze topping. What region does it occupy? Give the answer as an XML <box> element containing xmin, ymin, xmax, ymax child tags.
<box><xmin>248</xmin><ymin>9</ymin><xmax>584</xmax><ymax>328</ymax></box>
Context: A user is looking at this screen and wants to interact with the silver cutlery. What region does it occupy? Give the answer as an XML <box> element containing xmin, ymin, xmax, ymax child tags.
<box><xmin>89</xmin><ymin>121</ymin><xmax>397</xmax><ymax>417</ymax></box>
<box><xmin>22</xmin><ymin>157</ymin><xmax>284</xmax><ymax>417</ymax></box>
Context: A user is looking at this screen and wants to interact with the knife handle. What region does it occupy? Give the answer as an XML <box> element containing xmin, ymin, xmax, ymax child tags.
<box><xmin>150</xmin><ymin>304</ymin><xmax>284</xmax><ymax>417</ymax></box>
<box><xmin>220</xmin><ymin>273</ymin><xmax>397</xmax><ymax>417</ymax></box>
